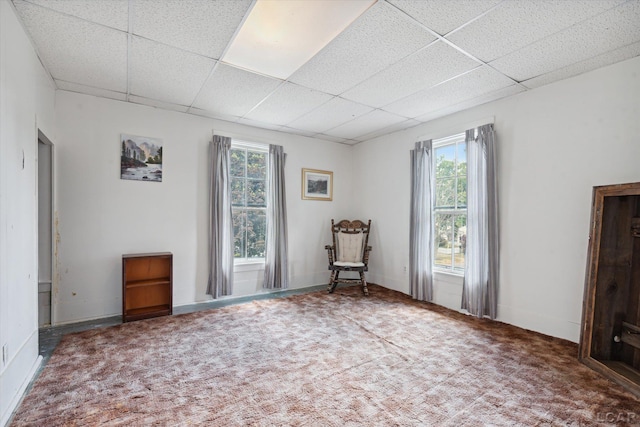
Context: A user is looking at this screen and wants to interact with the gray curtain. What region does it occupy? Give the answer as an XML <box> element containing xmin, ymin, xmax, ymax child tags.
<box><xmin>207</xmin><ymin>135</ymin><xmax>234</xmax><ymax>298</ymax></box>
<box><xmin>263</xmin><ymin>144</ymin><xmax>289</xmax><ymax>289</ymax></box>
<box><xmin>410</xmin><ymin>140</ymin><xmax>434</xmax><ymax>301</ymax></box>
<box><xmin>462</xmin><ymin>124</ymin><xmax>499</xmax><ymax>318</ymax></box>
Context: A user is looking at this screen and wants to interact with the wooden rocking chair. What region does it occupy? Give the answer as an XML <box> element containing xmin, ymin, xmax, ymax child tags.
<box><xmin>325</xmin><ymin>219</ymin><xmax>372</xmax><ymax>296</ymax></box>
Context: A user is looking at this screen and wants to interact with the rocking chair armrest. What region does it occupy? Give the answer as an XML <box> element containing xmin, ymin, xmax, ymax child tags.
<box><xmin>363</xmin><ymin>245</ymin><xmax>372</xmax><ymax>264</ymax></box>
<box><xmin>325</xmin><ymin>245</ymin><xmax>336</xmax><ymax>264</ymax></box>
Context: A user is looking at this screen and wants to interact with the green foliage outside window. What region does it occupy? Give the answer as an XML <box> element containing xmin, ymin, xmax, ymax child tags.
<box><xmin>434</xmin><ymin>139</ymin><xmax>467</xmax><ymax>272</ymax></box>
<box><xmin>231</xmin><ymin>147</ymin><xmax>267</xmax><ymax>259</ymax></box>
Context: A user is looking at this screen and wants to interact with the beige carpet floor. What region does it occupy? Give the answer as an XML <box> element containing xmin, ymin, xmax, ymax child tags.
<box><xmin>10</xmin><ymin>285</ymin><xmax>639</xmax><ymax>426</ymax></box>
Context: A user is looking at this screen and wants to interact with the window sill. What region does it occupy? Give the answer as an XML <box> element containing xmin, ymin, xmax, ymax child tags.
<box><xmin>234</xmin><ymin>261</ymin><xmax>265</xmax><ymax>273</ymax></box>
<box><xmin>434</xmin><ymin>268</ymin><xmax>464</xmax><ymax>280</ymax></box>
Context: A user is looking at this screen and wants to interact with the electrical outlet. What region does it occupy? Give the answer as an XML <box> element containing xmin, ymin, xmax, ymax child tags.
<box><xmin>403</xmin><ymin>266</ymin><xmax>407</xmax><ymax>274</ymax></box>
<box><xmin>2</xmin><ymin>344</ymin><xmax>7</xmax><ymax>366</ymax></box>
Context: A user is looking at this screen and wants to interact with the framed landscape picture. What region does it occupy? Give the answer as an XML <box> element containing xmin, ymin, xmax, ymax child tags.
<box><xmin>302</xmin><ymin>168</ymin><xmax>333</xmax><ymax>201</ymax></box>
<box><xmin>120</xmin><ymin>134</ymin><xmax>163</xmax><ymax>182</ymax></box>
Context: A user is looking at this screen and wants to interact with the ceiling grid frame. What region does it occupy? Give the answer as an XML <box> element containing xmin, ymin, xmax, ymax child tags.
<box><xmin>186</xmin><ymin>0</ymin><xmax>258</xmax><ymax>115</ymax></box>
<box><xmin>9</xmin><ymin>0</ymin><xmax>640</xmax><ymax>144</ymax></box>
<box><xmin>384</xmin><ymin>0</ymin><xmax>527</xmax><ymax>92</ymax></box>
<box><xmin>126</xmin><ymin>0</ymin><xmax>132</xmax><ymax>101</ymax></box>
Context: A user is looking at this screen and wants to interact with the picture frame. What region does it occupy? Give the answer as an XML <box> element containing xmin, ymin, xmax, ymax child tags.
<box><xmin>120</xmin><ymin>134</ymin><xmax>163</xmax><ymax>182</ymax></box>
<box><xmin>302</xmin><ymin>168</ymin><xmax>333</xmax><ymax>201</ymax></box>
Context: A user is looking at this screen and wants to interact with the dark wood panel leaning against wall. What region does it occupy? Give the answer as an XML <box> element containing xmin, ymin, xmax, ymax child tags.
<box><xmin>580</xmin><ymin>182</ymin><xmax>640</xmax><ymax>398</ymax></box>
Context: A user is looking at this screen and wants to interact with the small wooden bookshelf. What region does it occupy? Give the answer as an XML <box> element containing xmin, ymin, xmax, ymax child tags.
<box><xmin>122</xmin><ymin>252</ymin><xmax>172</xmax><ymax>322</ymax></box>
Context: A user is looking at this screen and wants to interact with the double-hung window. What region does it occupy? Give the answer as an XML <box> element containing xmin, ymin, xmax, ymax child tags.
<box><xmin>230</xmin><ymin>143</ymin><xmax>268</xmax><ymax>262</ymax></box>
<box><xmin>433</xmin><ymin>133</ymin><xmax>467</xmax><ymax>273</ymax></box>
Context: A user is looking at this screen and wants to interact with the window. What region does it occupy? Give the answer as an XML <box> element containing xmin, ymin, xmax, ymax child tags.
<box><xmin>433</xmin><ymin>133</ymin><xmax>467</xmax><ymax>273</ymax></box>
<box><xmin>230</xmin><ymin>143</ymin><xmax>268</xmax><ymax>262</ymax></box>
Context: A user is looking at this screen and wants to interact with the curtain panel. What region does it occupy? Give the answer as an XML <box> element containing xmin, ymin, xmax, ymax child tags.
<box><xmin>462</xmin><ymin>124</ymin><xmax>499</xmax><ymax>318</ymax></box>
<box><xmin>410</xmin><ymin>140</ymin><xmax>434</xmax><ymax>302</ymax></box>
<box><xmin>207</xmin><ymin>135</ymin><xmax>234</xmax><ymax>298</ymax></box>
<box><xmin>263</xmin><ymin>144</ymin><xmax>289</xmax><ymax>289</ymax></box>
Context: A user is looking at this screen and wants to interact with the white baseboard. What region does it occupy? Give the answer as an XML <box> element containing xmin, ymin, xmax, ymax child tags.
<box><xmin>497</xmin><ymin>303</ymin><xmax>580</xmax><ymax>343</ymax></box>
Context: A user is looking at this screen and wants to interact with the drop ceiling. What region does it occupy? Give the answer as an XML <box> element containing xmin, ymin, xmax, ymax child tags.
<box><xmin>11</xmin><ymin>0</ymin><xmax>640</xmax><ymax>144</ymax></box>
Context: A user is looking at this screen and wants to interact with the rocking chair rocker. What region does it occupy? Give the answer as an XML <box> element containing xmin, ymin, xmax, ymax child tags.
<box><xmin>325</xmin><ymin>219</ymin><xmax>372</xmax><ymax>296</ymax></box>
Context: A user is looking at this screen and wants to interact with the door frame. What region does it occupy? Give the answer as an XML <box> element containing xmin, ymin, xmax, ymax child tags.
<box><xmin>37</xmin><ymin>129</ymin><xmax>55</xmax><ymax>326</ymax></box>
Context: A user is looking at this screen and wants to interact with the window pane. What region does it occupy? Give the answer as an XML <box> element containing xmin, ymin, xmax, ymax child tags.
<box><xmin>436</xmin><ymin>177</ymin><xmax>455</xmax><ymax>209</ymax></box>
<box><xmin>231</xmin><ymin>177</ymin><xmax>245</xmax><ymax>206</ymax></box>
<box><xmin>247</xmin><ymin>180</ymin><xmax>266</xmax><ymax>207</ymax></box>
<box><xmin>433</xmin><ymin>139</ymin><xmax>467</xmax><ymax>272</ymax></box>
<box><xmin>453</xmin><ymin>215</ymin><xmax>467</xmax><ymax>271</ymax></box>
<box><xmin>247</xmin><ymin>151</ymin><xmax>266</xmax><ymax>179</ymax></box>
<box><xmin>457</xmin><ymin>141</ymin><xmax>467</xmax><ymax>208</ymax></box>
<box><xmin>231</xmin><ymin>146</ymin><xmax>269</xmax><ymax>261</ymax></box>
<box><xmin>457</xmin><ymin>176</ymin><xmax>467</xmax><ymax>209</ymax></box>
<box><xmin>233</xmin><ymin>209</ymin><xmax>246</xmax><ymax>258</ymax></box>
<box><xmin>434</xmin><ymin>214</ymin><xmax>453</xmax><ymax>269</ymax></box>
<box><xmin>456</xmin><ymin>142</ymin><xmax>466</xmax><ymax>165</ymax></box>
<box><xmin>246</xmin><ymin>210</ymin><xmax>266</xmax><ymax>258</ymax></box>
<box><xmin>435</xmin><ymin>145</ymin><xmax>456</xmax><ymax>178</ymax></box>
<box><xmin>230</xmin><ymin>149</ymin><xmax>245</xmax><ymax>177</ymax></box>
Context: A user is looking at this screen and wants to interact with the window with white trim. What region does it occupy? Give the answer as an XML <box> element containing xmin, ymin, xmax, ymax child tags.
<box><xmin>230</xmin><ymin>142</ymin><xmax>268</xmax><ymax>262</ymax></box>
<box><xmin>433</xmin><ymin>133</ymin><xmax>467</xmax><ymax>273</ymax></box>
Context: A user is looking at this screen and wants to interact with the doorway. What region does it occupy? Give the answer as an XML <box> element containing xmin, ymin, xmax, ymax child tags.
<box><xmin>38</xmin><ymin>130</ymin><xmax>53</xmax><ymax>327</ymax></box>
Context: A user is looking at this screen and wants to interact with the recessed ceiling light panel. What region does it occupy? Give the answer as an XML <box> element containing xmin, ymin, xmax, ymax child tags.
<box><xmin>222</xmin><ymin>0</ymin><xmax>375</xmax><ymax>80</ymax></box>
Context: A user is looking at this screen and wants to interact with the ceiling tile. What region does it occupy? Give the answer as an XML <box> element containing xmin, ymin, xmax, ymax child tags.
<box><xmin>236</xmin><ymin>117</ymin><xmax>284</xmax><ymax>131</ymax></box>
<box><xmin>521</xmin><ymin>41</ymin><xmax>640</xmax><ymax>89</ymax></box>
<box><xmin>14</xmin><ymin>1</ymin><xmax>127</xmax><ymax>91</ymax></box>
<box><xmin>23</xmin><ymin>0</ymin><xmax>128</xmax><ymax>30</ymax></box>
<box><xmin>192</xmin><ymin>64</ymin><xmax>282</xmax><ymax>118</ymax></box>
<box><xmin>130</xmin><ymin>36</ymin><xmax>216</xmax><ymax>106</ymax></box>
<box><xmin>288</xmin><ymin>1</ymin><xmax>436</xmax><ymax>95</ymax></box>
<box><xmin>356</xmin><ymin>118</ymin><xmax>422</xmax><ymax>141</ymax></box>
<box><xmin>312</xmin><ymin>134</ymin><xmax>349</xmax><ymax>144</ymax></box>
<box><xmin>189</xmin><ymin>108</ymin><xmax>219</xmax><ymax>119</ymax></box>
<box><xmin>55</xmin><ymin>80</ymin><xmax>127</xmax><ymax>101</ymax></box>
<box><xmin>414</xmin><ymin>84</ymin><xmax>525</xmax><ymax>123</ymax></box>
<box><xmin>128</xmin><ymin>95</ymin><xmax>189</xmax><ymax>113</ymax></box>
<box><xmin>342</xmin><ymin>41</ymin><xmax>480</xmax><ymax>108</ymax></box>
<box><xmin>447</xmin><ymin>1</ymin><xmax>625</xmax><ymax>63</ymax></box>
<box><xmin>189</xmin><ymin>108</ymin><xmax>243</xmax><ymax>125</ymax></box>
<box><xmin>323</xmin><ymin>109</ymin><xmax>408</xmax><ymax>140</ymax></box>
<box><xmin>278</xmin><ymin>127</ymin><xmax>318</xmax><ymax>138</ymax></box>
<box><xmin>383</xmin><ymin>66</ymin><xmax>515</xmax><ymax>118</ymax></box>
<box><xmin>287</xmin><ymin>97</ymin><xmax>373</xmax><ymax>134</ymax></box>
<box><xmin>387</xmin><ymin>0</ymin><xmax>501</xmax><ymax>35</ymax></box>
<box><xmin>244</xmin><ymin>83</ymin><xmax>333</xmax><ymax>126</ymax></box>
<box><xmin>131</xmin><ymin>0</ymin><xmax>252</xmax><ymax>58</ymax></box>
<box><xmin>490</xmin><ymin>1</ymin><xmax>640</xmax><ymax>82</ymax></box>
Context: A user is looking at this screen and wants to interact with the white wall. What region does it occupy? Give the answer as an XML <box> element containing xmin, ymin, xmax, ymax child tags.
<box><xmin>353</xmin><ymin>56</ymin><xmax>640</xmax><ymax>343</ymax></box>
<box><xmin>53</xmin><ymin>91</ymin><xmax>353</xmax><ymax>324</ymax></box>
<box><xmin>0</xmin><ymin>1</ymin><xmax>57</xmax><ymax>424</ymax></box>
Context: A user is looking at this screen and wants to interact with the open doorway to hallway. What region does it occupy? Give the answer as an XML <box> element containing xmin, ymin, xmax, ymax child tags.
<box><xmin>38</xmin><ymin>130</ymin><xmax>53</xmax><ymax>327</ymax></box>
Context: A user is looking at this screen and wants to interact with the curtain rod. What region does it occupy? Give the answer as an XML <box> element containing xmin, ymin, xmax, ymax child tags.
<box><xmin>212</xmin><ymin>128</ymin><xmax>278</xmax><ymax>148</ymax></box>
<box><xmin>417</xmin><ymin>115</ymin><xmax>495</xmax><ymax>142</ymax></box>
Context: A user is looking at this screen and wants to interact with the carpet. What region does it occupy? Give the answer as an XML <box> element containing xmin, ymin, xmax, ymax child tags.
<box><xmin>10</xmin><ymin>285</ymin><xmax>639</xmax><ymax>426</ymax></box>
